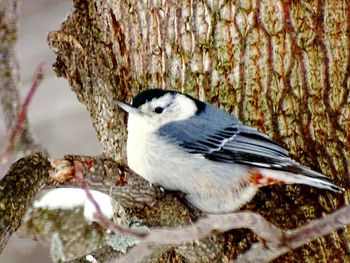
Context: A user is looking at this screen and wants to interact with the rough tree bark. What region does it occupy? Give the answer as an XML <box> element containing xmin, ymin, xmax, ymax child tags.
<box><xmin>43</xmin><ymin>0</ymin><xmax>350</xmax><ymax>261</ymax></box>
<box><xmin>44</xmin><ymin>0</ymin><xmax>350</xmax><ymax>262</ymax></box>
<box><xmin>45</xmin><ymin>0</ymin><xmax>350</xmax><ymax>261</ymax></box>
<box><xmin>0</xmin><ymin>153</ymin><xmax>50</xmax><ymax>252</ymax></box>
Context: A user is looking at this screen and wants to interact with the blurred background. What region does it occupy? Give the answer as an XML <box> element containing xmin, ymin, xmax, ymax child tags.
<box><xmin>0</xmin><ymin>0</ymin><xmax>101</xmax><ymax>262</ymax></box>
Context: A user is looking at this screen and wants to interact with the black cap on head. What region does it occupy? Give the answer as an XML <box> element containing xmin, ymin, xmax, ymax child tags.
<box><xmin>131</xmin><ymin>89</ymin><xmax>177</xmax><ymax>108</ymax></box>
<box><xmin>131</xmin><ymin>89</ymin><xmax>205</xmax><ymax>114</ymax></box>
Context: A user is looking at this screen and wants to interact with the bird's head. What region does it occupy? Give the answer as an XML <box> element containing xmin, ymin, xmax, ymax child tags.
<box><xmin>115</xmin><ymin>89</ymin><xmax>205</xmax><ymax>132</ymax></box>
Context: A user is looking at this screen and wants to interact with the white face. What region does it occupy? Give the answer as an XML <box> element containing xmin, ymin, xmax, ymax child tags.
<box><xmin>128</xmin><ymin>93</ymin><xmax>198</xmax><ymax>133</ymax></box>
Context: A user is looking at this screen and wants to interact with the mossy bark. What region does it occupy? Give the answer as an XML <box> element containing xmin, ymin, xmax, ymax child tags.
<box><xmin>0</xmin><ymin>153</ymin><xmax>51</xmax><ymax>253</ymax></box>
<box><xmin>47</xmin><ymin>0</ymin><xmax>350</xmax><ymax>261</ymax></box>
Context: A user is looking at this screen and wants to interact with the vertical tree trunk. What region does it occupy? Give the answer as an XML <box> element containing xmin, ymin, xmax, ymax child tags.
<box><xmin>48</xmin><ymin>0</ymin><xmax>350</xmax><ymax>261</ymax></box>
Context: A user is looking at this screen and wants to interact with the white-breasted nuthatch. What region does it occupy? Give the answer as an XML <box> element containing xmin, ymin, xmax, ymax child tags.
<box><xmin>116</xmin><ymin>89</ymin><xmax>342</xmax><ymax>214</ymax></box>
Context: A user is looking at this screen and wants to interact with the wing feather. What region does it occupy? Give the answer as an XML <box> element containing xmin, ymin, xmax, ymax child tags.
<box><xmin>156</xmin><ymin>103</ymin><xmax>330</xmax><ymax>180</ymax></box>
<box><xmin>156</xmin><ymin>103</ymin><xmax>342</xmax><ymax>192</ymax></box>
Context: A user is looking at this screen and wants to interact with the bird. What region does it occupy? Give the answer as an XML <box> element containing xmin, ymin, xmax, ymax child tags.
<box><xmin>115</xmin><ymin>89</ymin><xmax>343</xmax><ymax>214</ymax></box>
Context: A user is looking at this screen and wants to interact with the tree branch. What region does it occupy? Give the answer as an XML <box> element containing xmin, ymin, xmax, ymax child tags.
<box><xmin>107</xmin><ymin>202</ymin><xmax>350</xmax><ymax>263</ymax></box>
<box><xmin>0</xmin><ymin>153</ymin><xmax>51</xmax><ymax>253</ymax></box>
<box><xmin>48</xmin><ymin>155</ymin><xmax>350</xmax><ymax>262</ymax></box>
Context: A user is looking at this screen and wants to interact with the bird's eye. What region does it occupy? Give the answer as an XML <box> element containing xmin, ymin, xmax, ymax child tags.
<box><xmin>154</xmin><ymin>106</ymin><xmax>164</xmax><ymax>114</ymax></box>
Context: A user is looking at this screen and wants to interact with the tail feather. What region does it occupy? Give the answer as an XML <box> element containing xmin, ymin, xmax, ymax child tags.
<box><xmin>293</xmin><ymin>174</ymin><xmax>343</xmax><ymax>193</ymax></box>
<box><xmin>259</xmin><ymin>166</ymin><xmax>344</xmax><ymax>193</ymax></box>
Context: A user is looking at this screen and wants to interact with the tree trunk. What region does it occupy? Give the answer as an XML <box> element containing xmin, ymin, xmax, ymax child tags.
<box><xmin>47</xmin><ymin>0</ymin><xmax>350</xmax><ymax>261</ymax></box>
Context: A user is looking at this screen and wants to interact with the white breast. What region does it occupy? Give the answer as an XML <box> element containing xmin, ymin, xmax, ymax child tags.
<box><xmin>126</xmin><ymin>114</ymin><xmax>258</xmax><ymax>213</ymax></box>
<box><xmin>126</xmin><ymin>114</ymin><xmax>154</xmax><ymax>180</ymax></box>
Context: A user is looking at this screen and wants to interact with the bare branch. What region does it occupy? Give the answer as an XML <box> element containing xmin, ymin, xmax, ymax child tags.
<box><xmin>0</xmin><ymin>153</ymin><xmax>51</xmax><ymax>253</ymax></box>
<box><xmin>0</xmin><ymin>63</ymin><xmax>45</xmax><ymax>163</ymax></box>
<box><xmin>112</xmin><ymin>212</ymin><xmax>278</xmax><ymax>263</ymax></box>
<box><xmin>109</xmin><ymin>203</ymin><xmax>350</xmax><ymax>263</ymax></box>
<box><xmin>7</xmin><ymin>62</ymin><xmax>45</xmax><ymax>145</ymax></box>
<box><xmin>49</xmin><ymin>155</ymin><xmax>350</xmax><ymax>262</ymax></box>
<box><xmin>48</xmin><ymin>155</ymin><xmax>172</xmax><ymax>213</ymax></box>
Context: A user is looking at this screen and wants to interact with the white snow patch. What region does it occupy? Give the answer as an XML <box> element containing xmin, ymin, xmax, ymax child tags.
<box><xmin>34</xmin><ymin>188</ymin><xmax>113</xmax><ymax>222</ymax></box>
<box><xmin>86</xmin><ymin>255</ymin><xmax>98</xmax><ymax>263</ymax></box>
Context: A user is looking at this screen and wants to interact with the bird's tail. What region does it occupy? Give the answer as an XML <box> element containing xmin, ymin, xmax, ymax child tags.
<box><xmin>258</xmin><ymin>166</ymin><xmax>344</xmax><ymax>193</ymax></box>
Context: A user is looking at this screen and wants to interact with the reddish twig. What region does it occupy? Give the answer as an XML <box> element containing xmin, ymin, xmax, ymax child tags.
<box><xmin>0</xmin><ymin>62</ymin><xmax>45</xmax><ymax>163</ymax></box>
<box><xmin>8</xmin><ymin>62</ymin><xmax>45</xmax><ymax>144</ymax></box>
<box><xmin>73</xmin><ymin>161</ymin><xmax>147</xmax><ymax>239</ymax></box>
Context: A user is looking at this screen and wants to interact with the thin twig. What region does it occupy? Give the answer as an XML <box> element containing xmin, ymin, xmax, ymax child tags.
<box><xmin>0</xmin><ymin>62</ymin><xmax>45</xmax><ymax>163</ymax></box>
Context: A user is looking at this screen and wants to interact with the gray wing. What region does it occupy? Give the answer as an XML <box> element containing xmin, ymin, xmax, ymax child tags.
<box><xmin>156</xmin><ymin>103</ymin><xmax>330</xmax><ymax>179</ymax></box>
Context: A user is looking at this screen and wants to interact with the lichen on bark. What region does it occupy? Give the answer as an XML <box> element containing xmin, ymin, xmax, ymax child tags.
<box><xmin>0</xmin><ymin>153</ymin><xmax>51</xmax><ymax>252</ymax></box>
